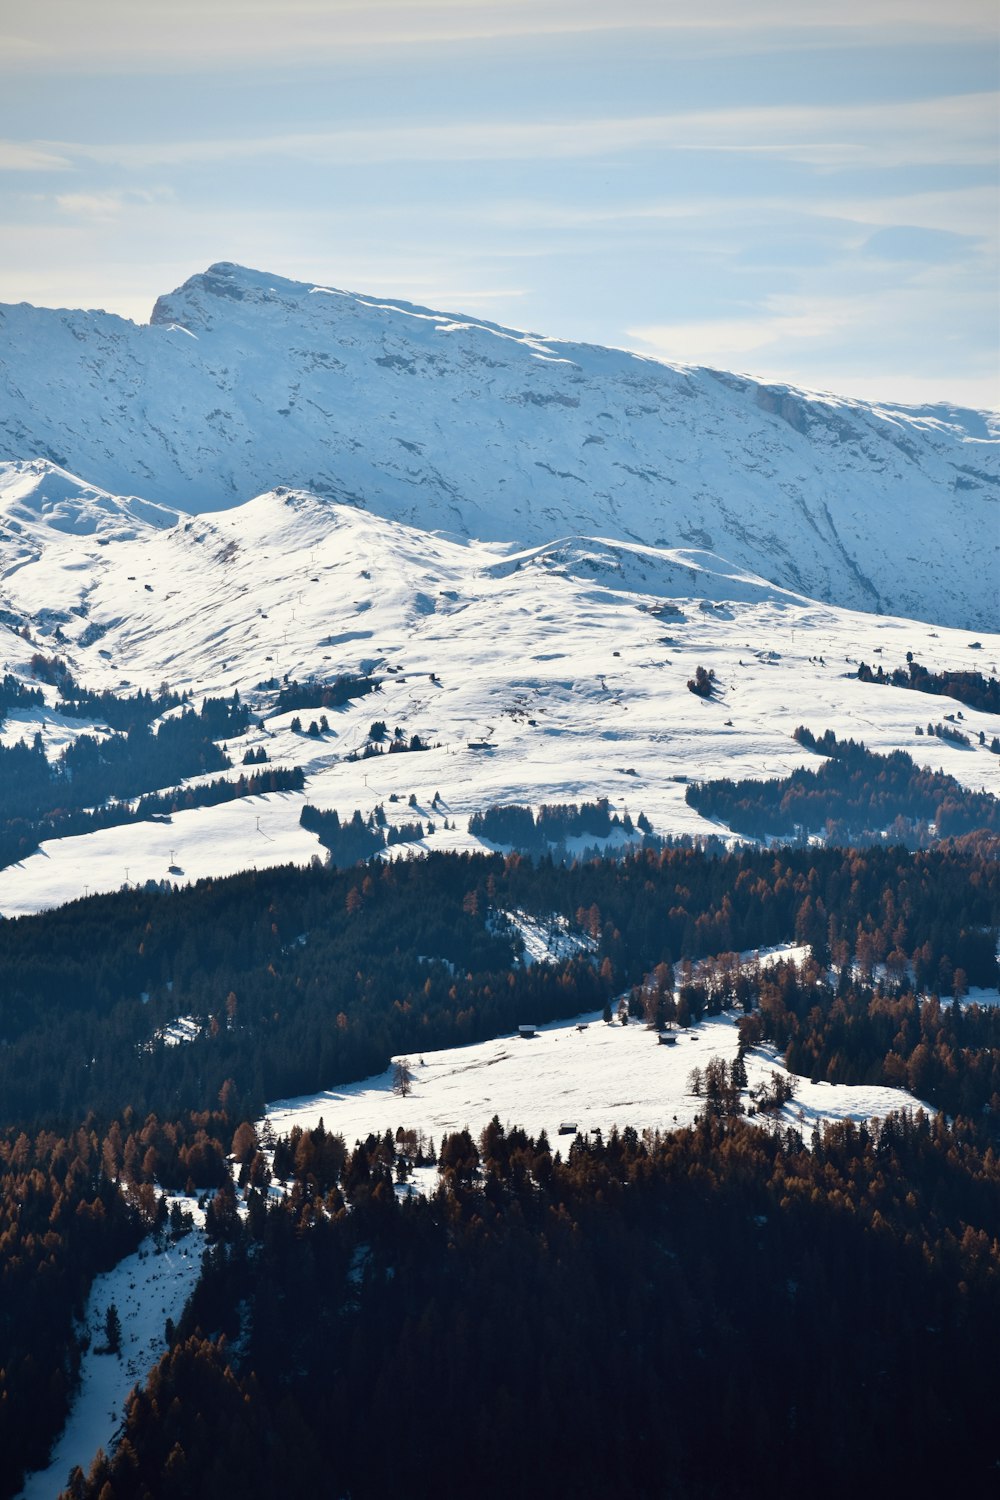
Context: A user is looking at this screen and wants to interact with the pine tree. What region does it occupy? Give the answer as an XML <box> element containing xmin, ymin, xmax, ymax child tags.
<box><xmin>104</xmin><ymin>1304</ymin><xmax>122</xmax><ymax>1356</ymax></box>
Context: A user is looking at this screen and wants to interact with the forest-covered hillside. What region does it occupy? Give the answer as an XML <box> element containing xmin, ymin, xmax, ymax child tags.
<box><xmin>1</xmin><ymin>842</ymin><xmax>997</xmax><ymax>1130</ymax></box>
<box><xmin>0</xmin><ymin>842</ymin><xmax>997</xmax><ymax>1498</ymax></box>
<box><xmin>60</xmin><ymin>1111</ymin><xmax>1000</xmax><ymax>1500</ymax></box>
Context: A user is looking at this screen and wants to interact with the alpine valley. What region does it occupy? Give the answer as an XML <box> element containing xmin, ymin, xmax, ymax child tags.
<box><xmin>1</xmin><ymin>266</ymin><xmax>999</xmax><ymax>1500</ymax></box>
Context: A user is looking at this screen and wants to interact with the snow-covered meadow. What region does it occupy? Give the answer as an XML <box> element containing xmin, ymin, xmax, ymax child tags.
<box><xmin>266</xmin><ymin>1003</ymin><xmax>931</xmax><ymax>1161</ymax></box>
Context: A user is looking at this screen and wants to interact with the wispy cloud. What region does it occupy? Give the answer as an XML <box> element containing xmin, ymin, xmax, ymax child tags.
<box><xmin>468</xmin><ymin>183</ymin><xmax>999</xmax><ymax>245</ymax></box>
<box><xmin>629</xmin><ymin>280</ymin><xmax>1000</xmax><ymax>408</ymax></box>
<box><xmin>51</xmin><ymin>188</ymin><xmax>172</xmax><ymax>222</ymax></box>
<box><xmin>0</xmin><ymin>141</ymin><xmax>72</xmax><ymax>171</ymax></box>
<box><xmin>3</xmin><ymin>1</ymin><xmax>995</xmax><ymax>73</ymax></box>
<box><xmin>816</xmin><ymin>185</ymin><xmax>999</xmax><ymax>240</ymax></box>
<box><xmin>630</xmin><ymin>308</ymin><xmax>847</xmax><ymax>366</ymax></box>
<box><xmin>52</xmin><ymin>91</ymin><xmax>997</xmax><ymax>171</ymax></box>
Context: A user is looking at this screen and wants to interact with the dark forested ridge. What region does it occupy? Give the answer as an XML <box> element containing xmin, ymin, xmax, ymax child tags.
<box><xmin>0</xmin><ymin>1127</ymin><xmax>145</xmax><ymax>1497</ymax></box>
<box><xmin>0</xmin><ymin>1097</ymin><xmax>249</xmax><ymax>1499</ymax></box>
<box><xmin>0</xmin><ymin>841</ymin><xmax>997</xmax><ymax>1499</ymax></box>
<box><xmin>686</xmin><ymin>727</ymin><xmax>1000</xmax><ymax>842</ymax></box>
<box><xmin>1</xmin><ymin>843</ymin><xmax>996</xmax><ymax>1132</ymax></box>
<box><xmin>733</xmin><ymin>958</ymin><xmax>1000</xmax><ymax>1118</ymax></box>
<box><xmin>62</xmin><ymin>1111</ymin><xmax>1000</xmax><ymax>1500</ymax></box>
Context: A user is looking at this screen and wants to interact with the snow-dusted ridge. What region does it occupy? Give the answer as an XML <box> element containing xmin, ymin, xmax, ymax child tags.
<box><xmin>1</xmin><ymin>261</ymin><xmax>996</xmax><ymax>629</ymax></box>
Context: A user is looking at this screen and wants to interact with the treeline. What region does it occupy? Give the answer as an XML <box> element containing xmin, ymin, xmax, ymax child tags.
<box><xmin>3</xmin><ymin>765</ymin><xmax>304</xmax><ymax>869</ymax></box>
<box><xmin>469</xmin><ymin>797</ymin><xmax>649</xmax><ymax>852</ymax></box>
<box><xmin>345</xmin><ymin>729</ymin><xmax>430</xmax><ymax>761</ymax></box>
<box><xmin>0</xmin><ymin>845</ymin><xmax>995</xmax><ymax>1134</ymax></box>
<box><xmin>0</xmin><ymin>694</ymin><xmax>254</xmax><ymax>868</ymax></box>
<box><xmin>735</xmin><ymin>957</ymin><xmax>1000</xmax><ymax>1118</ymax></box>
<box><xmin>858</xmin><ymin>655</ymin><xmax>1000</xmax><ymax>714</ymax></box>
<box><xmin>64</xmin><ymin>1110</ymin><xmax>1000</xmax><ymax>1499</ymax></box>
<box><xmin>0</xmin><ymin>671</ymin><xmax>44</xmax><ymax>723</ymax></box>
<box><xmin>28</xmin><ymin>653</ymin><xmax>188</xmax><ymax>730</ymax></box>
<box><xmin>686</xmin><ymin>727</ymin><xmax>999</xmax><ymax>842</ymax></box>
<box><xmin>299</xmin><ymin>803</ymin><xmax>429</xmax><ymax>863</ymax></box>
<box><xmin>28</xmin><ymin>653</ymin><xmax>245</xmax><ymax>739</ymax></box>
<box><xmin>0</xmin><ymin>695</ymin><xmax>247</xmax><ymax>820</ymax></box>
<box><xmin>626</xmin><ymin>944</ymin><xmax>1000</xmax><ymax>1119</ymax></box>
<box><xmin>918</xmin><ymin>718</ymin><xmax>982</xmax><ymax>749</ymax></box>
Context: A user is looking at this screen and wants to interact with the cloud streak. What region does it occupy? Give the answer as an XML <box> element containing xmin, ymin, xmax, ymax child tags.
<box><xmin>43</xmin><ymin>91</ymin><xmax>997</xmax><ymax>172</ymax></box>
<box><xmin>3</xmin><ymin>1</ymin><xmax>995</xmax><ymax>73</ymax></box>
<box><xmin>0</xmin><ymin>141</ymin><xmax>72</xmax><ymax>172</ymax></box>
<box><xmin>629</xmin><ymin>278</ymin><xmax>1000</xmax><ymax>407</ymax></box>
<box><xmin>47</xmin><ymin>189</ymin><xmax>174</xmax><ymax>224</ymax></box>
<box><xmin>630</xmin><ymin>308</ymin><xmax>848</xmax><ymax>366</ymax></box>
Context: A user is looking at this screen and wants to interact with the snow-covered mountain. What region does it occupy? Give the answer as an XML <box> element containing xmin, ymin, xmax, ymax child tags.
<box><xmin>0</xmin><ymin>266</ymin><xmax>996</xmax><ymax>914</ymax></box>
<box><xmin>0</xmin><ymin>460</ymin><xmax>996</xmax><ymax>917</ymax></box>
<box><xmin>1</xmin><ymin>262</ymin><xmax>996</xmax><ymax>630</ymax></box>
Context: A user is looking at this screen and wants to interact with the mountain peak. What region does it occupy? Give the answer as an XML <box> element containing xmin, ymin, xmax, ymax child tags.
<box><xmin>149</xmin><ymin>261</ymin><xmax>321</xmax><ymax>331</ymax></box>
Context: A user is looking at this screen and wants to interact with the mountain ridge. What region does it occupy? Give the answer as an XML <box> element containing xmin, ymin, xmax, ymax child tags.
<box><xmin>1</xmin><ymin>261</ymin><xmax>996</xmax><ymax>630</ymax></box>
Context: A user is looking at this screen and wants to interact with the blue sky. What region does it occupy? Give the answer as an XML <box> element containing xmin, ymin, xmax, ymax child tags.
<box><xmin>1</xmin><ymin>0</ymin><xmax>997</xmax><ymax>406</ymax></box>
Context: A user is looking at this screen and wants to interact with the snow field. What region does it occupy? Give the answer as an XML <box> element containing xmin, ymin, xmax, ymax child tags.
<box><xmin>0</xmin><ymin>789</ymin><xmax>317</xmax><ymax>918</ymax></box>
<box><xmin>265</xmin><ymin>1005</ymin><xmax>930</xmax><ymax>1162</ymax></box>
<box><xmin>493</xmin><ymin>907</ymin><xmax>598</xmax><ymax>966</ymax></box>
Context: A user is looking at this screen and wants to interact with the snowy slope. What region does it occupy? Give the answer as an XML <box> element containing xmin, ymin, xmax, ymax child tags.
<box><xmin>1</xmin><ymin>263</ymin><xmax>996</xmax><ymax>629</ymax></box>
<box><xmin>17</xmin><ymin>1219</ymin><xmax>204</xmax><ymax>1500</ymax></box>
<box><xmin>0</xmin><ymin>465</ymin><xmax>996</xmax><ymax>917</ymax></box>
<box><xmin>265</xmin><ymin>1001</ymin><xmax>933</xmax><ymax>1155</ymax></box>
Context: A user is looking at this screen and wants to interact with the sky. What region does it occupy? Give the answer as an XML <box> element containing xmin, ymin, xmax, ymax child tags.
<box><xmin>1</xmin><ymin>0</ymin><xmax>997</xmax><ymax>407</ymax></box>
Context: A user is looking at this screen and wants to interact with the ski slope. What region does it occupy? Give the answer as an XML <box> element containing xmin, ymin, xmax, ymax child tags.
<box><xmin>0</xmin><ymin>467</ymin><xmax>996</xmax><ymax>917</ymax></box>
